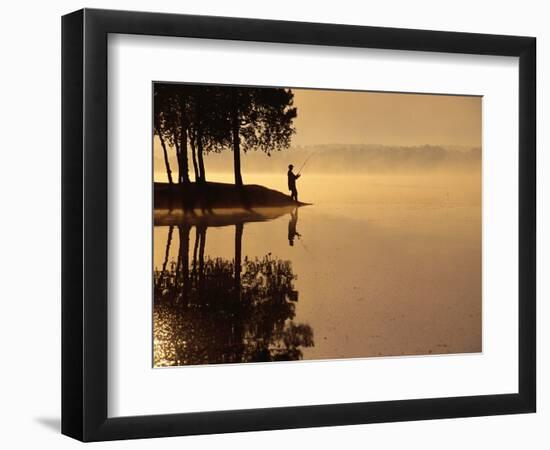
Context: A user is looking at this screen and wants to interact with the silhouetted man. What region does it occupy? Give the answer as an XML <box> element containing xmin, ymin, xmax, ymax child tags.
<box><xmin>287</xmin><ymin>164</ymin><xmax>301</xmax><ymax>202</ymax></box>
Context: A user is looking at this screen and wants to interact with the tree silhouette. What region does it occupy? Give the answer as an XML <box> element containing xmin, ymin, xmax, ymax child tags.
<box><xmin>154</xmin><ymin>85</ymin><xmax>191</xmax><ymax>184</ymax></box>
<box><xmin>153</xmin><ymin>83</ymin><xmax>297</xmax><ymax>187</ymax></box>
<box><xmin>220</xmin><ymin>86</ymin><xmax>297</xmax><ymax>186</ymax></box>
<box><xmin>245</xmin><ymin>87</ymin><xmax>297</xmax><ymax>157</ymax></box>
<box><xmin>185</xmin><ymin>85</ymin><xmax>231</xmax><ymax>184</ymax></box>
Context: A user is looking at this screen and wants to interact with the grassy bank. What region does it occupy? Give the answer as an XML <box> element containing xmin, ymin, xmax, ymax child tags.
<box><xmin>154</xmin><ymin>181</ymin><xmax>307</xmax><ymax>210</ymax></box>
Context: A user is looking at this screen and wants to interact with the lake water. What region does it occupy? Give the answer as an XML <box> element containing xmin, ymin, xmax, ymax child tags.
<box><xmin>153</xmin><ymin>171</ymin><xmax>481</xmax><ymax>367</ymax></box>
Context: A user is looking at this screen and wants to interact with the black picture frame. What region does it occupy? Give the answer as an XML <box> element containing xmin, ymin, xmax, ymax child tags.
<box><xmin>62</xmin><ymin>8</ymin><xmax>536</xmax><ymax>442</ymax></box>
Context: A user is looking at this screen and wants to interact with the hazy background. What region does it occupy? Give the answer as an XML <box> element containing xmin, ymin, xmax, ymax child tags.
<box><xmin>154</xmin><ymin>89</ymin><xmax>481</xmax><ymax>181</ymax></box>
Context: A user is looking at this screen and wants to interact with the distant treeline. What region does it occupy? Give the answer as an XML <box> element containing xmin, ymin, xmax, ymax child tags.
<box><xmin>155</xmin><ymin>144</ymin><xmax>481</xmax><ymax>174</ymax></box>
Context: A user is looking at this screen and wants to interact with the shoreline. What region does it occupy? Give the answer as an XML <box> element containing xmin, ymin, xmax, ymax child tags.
<box><xmin>154</xmin><ymin>181</ymin><xmax>309</xmax><ymax>210</ymax></box>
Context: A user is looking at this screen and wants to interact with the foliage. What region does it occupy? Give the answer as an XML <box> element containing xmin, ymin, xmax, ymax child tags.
<box><xmin>153</xmin><ymin>83</ymin><xmax>297</xmax><ymax>184</ymax></box>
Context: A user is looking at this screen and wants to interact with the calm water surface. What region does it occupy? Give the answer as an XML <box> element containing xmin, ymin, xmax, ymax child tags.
<box><xmin>153</xmin><ymin>172</ymin><xmax>481</xmax><ymax>367</ymax></box>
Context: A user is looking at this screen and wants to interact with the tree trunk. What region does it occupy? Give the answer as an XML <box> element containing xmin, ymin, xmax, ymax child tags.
<box><xmin>231</xmin><ymin>109</ymin><xmax>243</xmax><ymax>186</ymax></box>
<box><xmin>234</xmin><ymin>223</ymin><xmax>243</xmax><ymax>301</ymax></box>
<box><xmin>174</xmin><ymin>224</ymin><xmax>182</xmax><ymax>297</ymax></box>
<box><xmin>198</xmin><ymin>225</ymin><xmax>207</xmax><ymax>303</ymax></box>
<box><xmin>155</xmin><ymin>224</ymin><xmax>173</xmax><ymax>291</ymax></box>
<box><xmin>179</xmin><ymin>225</ymin><xmax>191</xmax><ymax>304</ymax></box>
<box><xmin>162</xmin><ymin>225</ymin><xmax>174</xmax><ymax>274</ymax></box>
<box><xmin>232</xmin><ymin>223</ymin><xmax>245</xmax><ymax>360</ymax></box>
<box><xmin>189</xmin><ymin>131</ymin><xmax>200</xmax><ymax>183</ymax></box>
<box><xmin>197</xmin><ymin>129</ymin><xmax>206</xmax><ymax>184</ymax></box>
<box><xmin>179</xmin><ymin>126</ymin><xmax>190</xmax><ymax>184</ymax></box>
<box><xmin>155</xmin><ymin>126</ymin><xmax>173</xmax><ymax>185</ymax></box>
<box><xmin>192</xmin><ymin>226</ymin><xmax>199</xmax><ymax>283</ymax></box>
<box><xmin>174</xmin><ymin>140</ymin><xmax>182</xmax><ymax>184</ymax></box>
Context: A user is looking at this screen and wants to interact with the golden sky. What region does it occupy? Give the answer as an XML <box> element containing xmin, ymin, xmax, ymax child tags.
<box><xmin>292</xmin><ymin>89</ymin><xmax>481</xmax><ymax>147</ymax></box>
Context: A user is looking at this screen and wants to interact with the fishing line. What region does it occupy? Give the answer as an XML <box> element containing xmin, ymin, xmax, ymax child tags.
<box><xmin>297</xmin><ymin>234</ymin><xmax>316</xmax><ymax>260</ymax></box>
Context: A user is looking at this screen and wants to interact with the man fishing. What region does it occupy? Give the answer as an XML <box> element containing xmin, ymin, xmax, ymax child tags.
<box><xmin>287</xmin><ymin>164</ymin><xmax>301</xmax><ymax>202</ymax></box>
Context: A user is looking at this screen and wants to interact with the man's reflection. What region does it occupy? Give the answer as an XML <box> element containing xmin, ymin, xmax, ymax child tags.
<box><xmin>288</xmin><ymin>208</ymin><xmax>302</xmax><ymax>246</ymax></box>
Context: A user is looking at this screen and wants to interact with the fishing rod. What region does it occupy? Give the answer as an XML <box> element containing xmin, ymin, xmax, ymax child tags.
<box><xmin>297</xmin><ymin>153</ymin><xmax>314</xmax><ymax>175</ymax></box>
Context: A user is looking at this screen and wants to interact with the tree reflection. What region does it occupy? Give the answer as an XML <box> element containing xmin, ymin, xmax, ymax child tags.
<box><xmin>154</xmin><ymin>224</ymin><xmax>314</xmax><ymax>367</ymax></box>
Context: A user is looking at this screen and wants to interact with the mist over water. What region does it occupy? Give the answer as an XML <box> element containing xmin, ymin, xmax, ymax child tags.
<box><xmin>153</xmin><ymin>168</ymin><xmax>481</xmax><ymax>366</ymax></box>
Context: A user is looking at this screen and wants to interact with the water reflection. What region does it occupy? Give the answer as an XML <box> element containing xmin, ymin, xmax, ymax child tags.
<box><xmin>154</xmin><ymin>205</ymin><xmax>299</xmax><ymax>227</ymax></box>
<box><xmin>287</xmin><ymin>208</ymin><xmax>301</xmax><ymax>246</ymax></box>
<box><xmin>153</xmin><ymin>210</ymin><xmax>314</xmax><ymax>367</ymax></box>
<box><xmin>154</xmin><ymin>172</ymin><xmax>483</xmax><ymax>364</ymax></box>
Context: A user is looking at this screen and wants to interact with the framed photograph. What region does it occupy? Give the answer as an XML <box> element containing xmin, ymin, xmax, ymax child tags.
<box><xmin>61</xmin><ymin>8</ymin><xmax>536</xmax><ymax>441</ymax></box>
